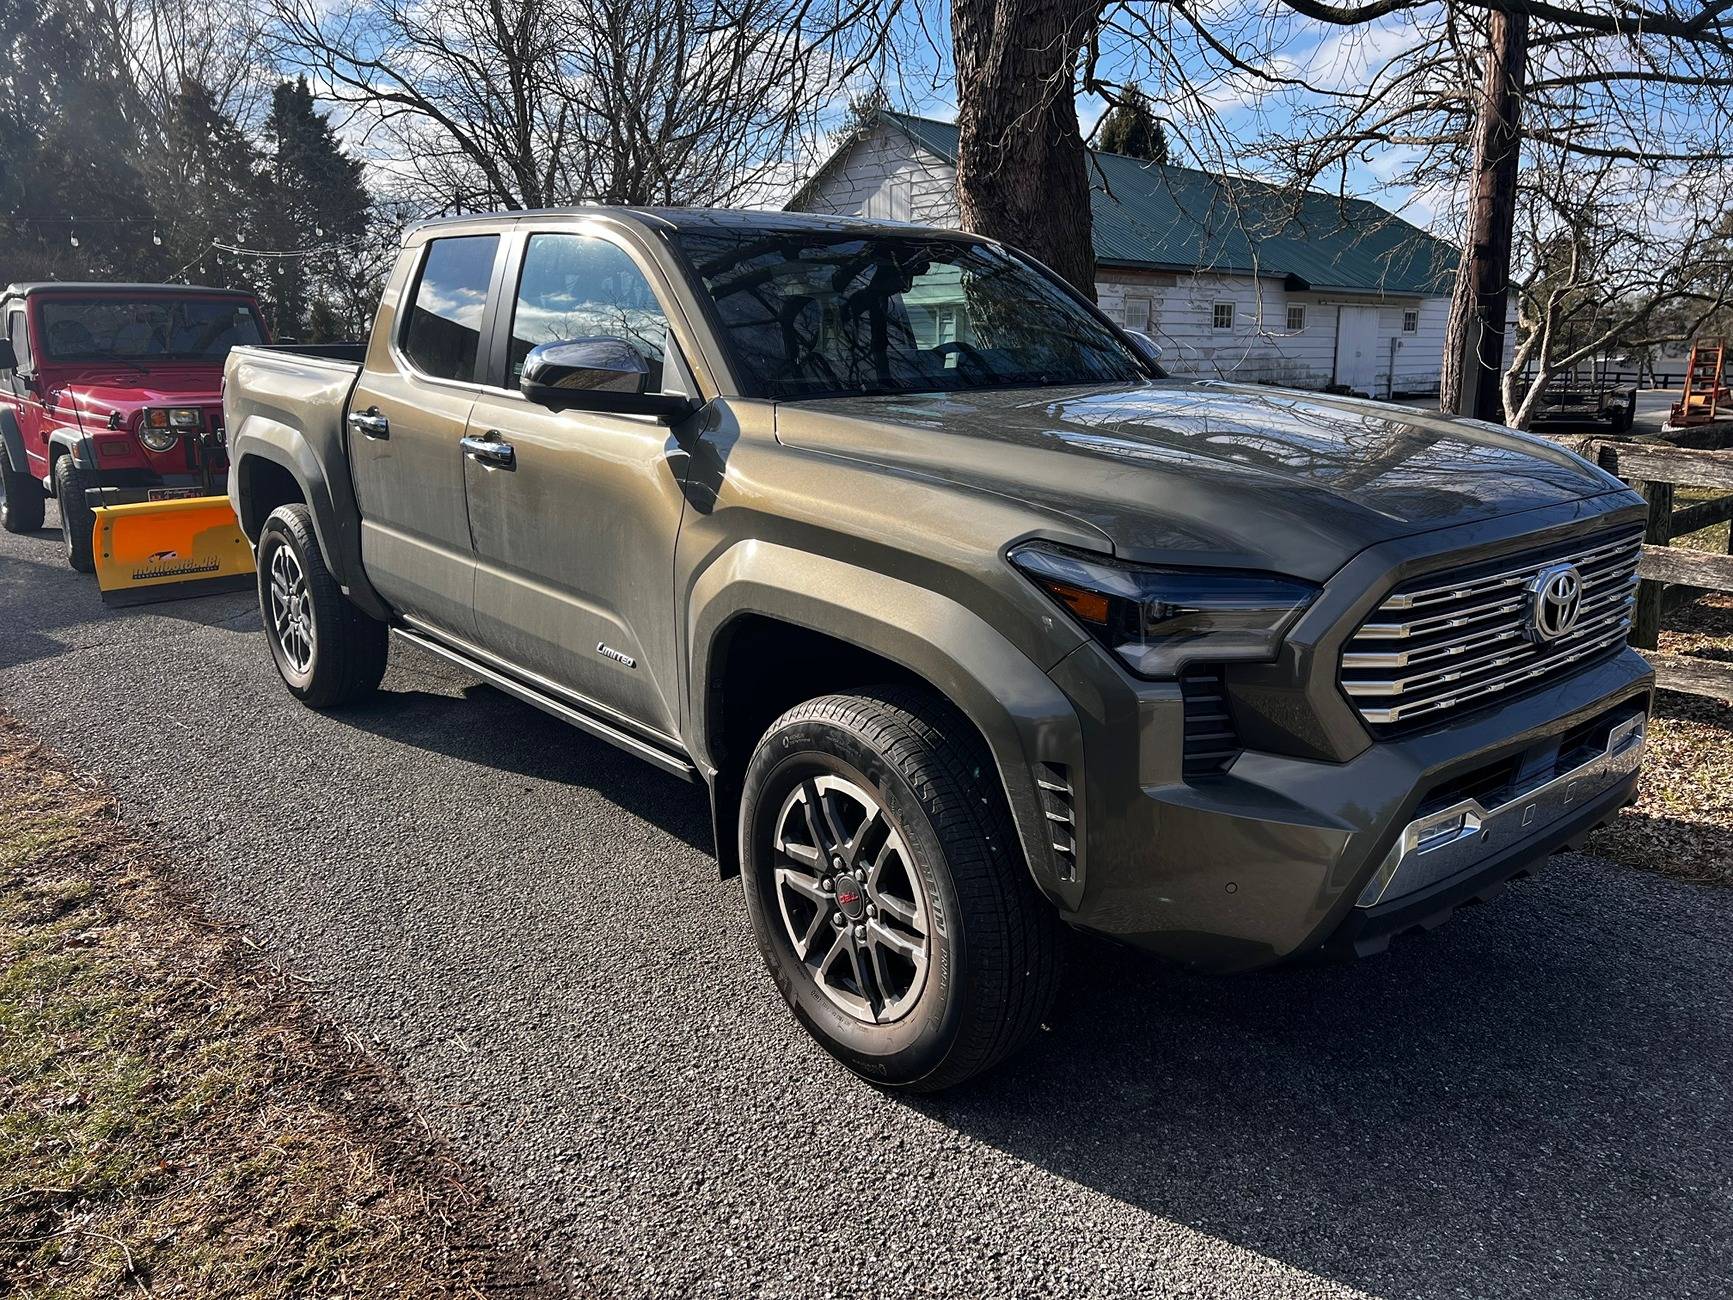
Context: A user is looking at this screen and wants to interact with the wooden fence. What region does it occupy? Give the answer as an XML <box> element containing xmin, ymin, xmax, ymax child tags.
<box><xmin>1553</xmin><ymin>430</ymin><xmax>1733</xmax><ymax>701</ymax></box>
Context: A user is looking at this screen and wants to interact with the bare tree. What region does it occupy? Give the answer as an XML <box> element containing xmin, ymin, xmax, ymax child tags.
<box><xmin>268</xmin><ymin>0</ymin><xmax>899</xmax><ymax>212</ymax></box>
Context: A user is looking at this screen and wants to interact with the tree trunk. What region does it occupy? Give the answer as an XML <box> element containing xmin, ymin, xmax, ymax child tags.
<box><xmin>952</xmin><ymin>0</ymin><xmax>1098</xmax><ymax>298</ymax></box>
<box><xmin>1440</xmin><ymin>9</ymin><xmax>1528</xmax><ymax>422</ymax></box>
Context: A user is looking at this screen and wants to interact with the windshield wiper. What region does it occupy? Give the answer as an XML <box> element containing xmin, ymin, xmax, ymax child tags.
<box><xmin>60</xmin><ymin>353</ymin><xmax>152</xmax><ymax>373</ymax></box>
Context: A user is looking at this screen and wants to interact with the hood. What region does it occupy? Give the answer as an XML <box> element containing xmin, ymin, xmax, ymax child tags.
<box><xmin>772</xmin><ymin>381</ymin><xmax>1631</xmax><ymax>582</ymax></box>
<box><xmin>60</xmin><ymin>368</ymin><xmax>224</xmax><ymax>426</ymax></box>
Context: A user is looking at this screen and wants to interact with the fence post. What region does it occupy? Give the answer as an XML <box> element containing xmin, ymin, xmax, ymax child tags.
<box><xmin>1631</xmin><ymin>478</ymin><xmax>1675</xmax><ymax>650</ymax></box>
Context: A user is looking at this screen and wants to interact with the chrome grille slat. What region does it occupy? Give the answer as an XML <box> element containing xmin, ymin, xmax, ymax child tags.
<box><xmin>1340</xmin><ymin>526</ymin><xmax>1643</xmax><ymax>729</ymax></box>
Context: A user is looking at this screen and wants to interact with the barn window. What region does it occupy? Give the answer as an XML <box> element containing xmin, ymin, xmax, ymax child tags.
<box><xmin>1123</xmin><ymin>295</ymin><xmax>1153</xmax><ymax>333</ymax></box>
<box><xmin>1212</xmin><ymin>302</ymin><xmax>1235</xmax><ymax>330</ymax></box>
<box><xmin>1286</xmin><ymin>305</ymin><xmax>1306</xmax><ymax>332</ymax></box>
<box><xmin>1402</xmin><ymin>309</ymin><xmax>1419</xmax><ymax>334</ymax></box>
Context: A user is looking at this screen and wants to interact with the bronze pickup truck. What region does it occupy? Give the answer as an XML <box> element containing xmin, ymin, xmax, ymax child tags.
<box><xmin>223</xmin><ymin>207</ymin><xmax>1652</xmax><ymax>1090</ymax></box>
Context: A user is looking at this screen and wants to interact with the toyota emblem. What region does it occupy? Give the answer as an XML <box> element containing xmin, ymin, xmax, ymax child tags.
<box><xmin>1528</xmin><ymin>562</ymin><xmax>1584</xmax><ymax>643</ymax></box>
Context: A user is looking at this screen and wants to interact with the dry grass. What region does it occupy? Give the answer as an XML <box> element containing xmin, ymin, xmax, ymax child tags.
<box><xmin>1586</xmin><ymin>590</ymin><xmax>1733</xmax><ymax>887</ymax></box>
<box><xmin>0</xmin><ymin>715</ymin><xmax>549</xmax><ymax>1298</ymax></box>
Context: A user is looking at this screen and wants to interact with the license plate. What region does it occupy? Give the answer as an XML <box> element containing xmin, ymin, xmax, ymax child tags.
<box><xmin>146</xmin><ymin>487</ymin><xmax>203</xmax><ymax>501</ymax></box>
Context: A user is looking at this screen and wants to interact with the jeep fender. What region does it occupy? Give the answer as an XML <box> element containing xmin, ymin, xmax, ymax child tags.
<box><xmin>0</xmin><ymin>410</ymin><xmax>25</xmax><ymax>473</ymax></box>
<box><xmin>229</xmin><ymin>418</ymin><xmax>389</xmax><ymax>620</ymax></box>
<box><xmin>688</xmin><ymin>542</ymin><xmax>1088</xmax><ymax>911</ymax></box>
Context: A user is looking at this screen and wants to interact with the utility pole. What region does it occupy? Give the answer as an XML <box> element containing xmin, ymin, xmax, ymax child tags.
<box><xmin>1443</xmin><ymin>9</ymin><xmax>1530</xmax><ymax>423</ymax></box>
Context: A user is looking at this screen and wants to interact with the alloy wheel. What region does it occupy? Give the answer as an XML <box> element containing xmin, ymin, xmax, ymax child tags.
<box><xmin>771</xmin><ymin>774</ymin><xmax>931</xmax><ymax>1024</ymax></box>
<box><xmin>268</xmin><ymin>543</ymin><xmax>315</xmax><ymax>674</ymax></box>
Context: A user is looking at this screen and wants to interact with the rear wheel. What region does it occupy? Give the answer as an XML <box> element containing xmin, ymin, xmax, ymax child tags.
<box><xmin>0</xmin><ymin>452</ymin><xmax>45</xmax><ymax>533</ymax></box>
<box><xmin>52</xmin><ymin>455</ymin><xmax>94</xmax><ymax>572</ymax></box>
<box><xmin>257</xmin><ymin>503</ymin><xmax>388</xmax><ymax>708</ymax></box>
<box><xmin>740</xmin><ymin>688</ymin><xmax>1063</xmax><ymax>1091</ymax></box>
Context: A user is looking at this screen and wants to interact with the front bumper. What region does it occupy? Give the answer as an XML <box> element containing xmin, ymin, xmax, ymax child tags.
<box><xmin>1049</xmin><ymin>645</ymin><xmax>1653</xmax><ymax>972</ymax></box>
<box><xmin>86</xmin><ymin>471</ymin><xmax>229</xmax><ymax>509</ymax></box>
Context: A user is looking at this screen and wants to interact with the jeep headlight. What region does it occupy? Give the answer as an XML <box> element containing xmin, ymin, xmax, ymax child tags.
<box><xmin>140</xmin><ymin>407</ymin><xmax>201</xmax><ymax>450</ymax></box>
<box><xmin>1010</xmin><ymin>543</ymin><xmax>1318</xmax><ymax>678</ymax></box>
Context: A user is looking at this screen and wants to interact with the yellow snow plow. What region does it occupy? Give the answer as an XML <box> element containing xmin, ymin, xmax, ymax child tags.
<box><xmin>93</xmin><ymin>495</ymin><xmax>254</xmax><ymax>607</ymax></box>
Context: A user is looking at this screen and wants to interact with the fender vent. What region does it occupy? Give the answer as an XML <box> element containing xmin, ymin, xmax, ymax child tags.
<box><xmin>1035</xmin><ymin>762</ymin><xmax>1076</xmax><ymax>881</ymax></box>
<box><xmin>1182</xmin><ymin>667</ymin><xmax>1239</xmax><ymax>777</ymax></box>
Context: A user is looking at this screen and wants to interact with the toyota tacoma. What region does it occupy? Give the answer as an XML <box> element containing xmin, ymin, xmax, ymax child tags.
<box><xmin>221</xmin><ymin>209</ymin><xmax>1652</xmax><ymax>1090</ymax></box>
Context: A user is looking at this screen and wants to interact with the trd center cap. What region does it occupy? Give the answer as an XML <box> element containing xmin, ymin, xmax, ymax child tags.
<box><xmin>835</xmin><ymin>879</ymin><xmax>867</xmax><ymax>920</ymax></box>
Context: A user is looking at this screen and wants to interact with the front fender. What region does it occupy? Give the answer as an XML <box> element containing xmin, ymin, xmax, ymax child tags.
<box><xmin>688</xmin><ymin>542</ymin><xmax>1088</xmax><ymax>911</ymax></box>
<box><xmin>229</xmin><ymin>418</ymin><xmax>388</xmax><ymax>620</ymax></box>
<box><xmin>0</xmin><ymin>410</ymin><xmax>25</xmax><ymax>473</ymax></box>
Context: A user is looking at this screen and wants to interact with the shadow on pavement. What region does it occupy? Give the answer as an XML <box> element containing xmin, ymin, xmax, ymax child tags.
<box><xmin>329</xmin><ymin>681</ymin><xmax>715</xmax><ymax>857</ymax></box>
<box><xmin>914</xmin><ymin>882</ymin><xmax>1731</xmax><ymax>1298</ymax></box>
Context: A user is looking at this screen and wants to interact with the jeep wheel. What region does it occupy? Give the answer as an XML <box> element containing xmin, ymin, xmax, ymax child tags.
<box><xmin>53</xmin><ymin>455</ymin><xmax>95</xmax><ymax>572</ymax></box>
<box><xmin>740</xmin><ymin>689</ymin><xmax>1062</xmax><ymax>1091</ymax></box>
<box><xmin>0</xmin><ymin>453</ymin><xmax>45</xmax><ymax>533</ymax></box>
<box><xmin>257</xmin><ymin>503</ymin><xmax>388</xmax><ymax>708</ymax></box>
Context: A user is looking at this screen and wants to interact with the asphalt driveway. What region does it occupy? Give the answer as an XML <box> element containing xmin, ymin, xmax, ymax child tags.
<box><xmin>2</xmin><ymin>508</ymin><xmax>1730</xmax><ymax>1299</ymax></box>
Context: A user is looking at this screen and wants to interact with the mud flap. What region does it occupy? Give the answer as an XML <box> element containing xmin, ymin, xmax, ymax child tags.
<box><xmin>92</xmin><ymin>496</ymin><xmax>255</xmax><ymax>607</ymax></box>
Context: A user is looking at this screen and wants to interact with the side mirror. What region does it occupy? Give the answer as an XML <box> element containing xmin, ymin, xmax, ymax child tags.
<box><xmin>520</xmin><ymin>337</ymin><xmax>695</xmax><ymax>421</ymax></box>
<box><xmin>1124</xmin><ymin>329</ymin><xmax>1165</xmax><ymax>369</ymax></box>
<box><xmin>0</xmin><ymin>340</ymin><xmax>15</xmax><ymax>371</ymax></box>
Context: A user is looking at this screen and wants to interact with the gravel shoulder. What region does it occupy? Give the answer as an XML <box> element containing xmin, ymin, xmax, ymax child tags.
<box><xmin>2</xmin><ymin>510</ymin><xmax>1731</xmax><ymax>1299</ymax></box>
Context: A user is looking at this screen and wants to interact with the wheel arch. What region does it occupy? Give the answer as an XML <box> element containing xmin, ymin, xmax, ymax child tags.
<box><xmin>228</xmin><ymin>417</ymin><xmax>389</xmax><ymax>620</ymax></box>
<box><xmin>688</xmin><ymin>543</ymin><xmax>1085</xmax><ymax>910</ymax></box>
<box><xmin>0</xmin><ymin>409</ymin><xmax>26</xmax><ymax>473</ymax></box>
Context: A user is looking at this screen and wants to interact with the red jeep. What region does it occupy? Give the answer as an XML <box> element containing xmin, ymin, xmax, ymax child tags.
<box><xmin>0</xmin><ymin>283</ymin><xmax>269</xmax><ymax>571</ymax></box>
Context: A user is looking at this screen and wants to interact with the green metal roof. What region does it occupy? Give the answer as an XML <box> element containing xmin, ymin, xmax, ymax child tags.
<box><xmin>874</xmin><ymin>111</ymin><xmax>1455</xmax><ymax>297</ymax></box>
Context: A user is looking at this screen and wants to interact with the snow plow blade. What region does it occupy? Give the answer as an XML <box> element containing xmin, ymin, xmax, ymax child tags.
<box><xmin>92</xmin><ymin>496</ymin><xmax>255</xmax><ymax>608</ymax></box>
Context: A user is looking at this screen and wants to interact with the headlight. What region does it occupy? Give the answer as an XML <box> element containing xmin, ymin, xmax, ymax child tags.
<box><xmin>1009</xmin><ymin>543</ymin><xmax>1319</xmax><ymax>678</ymax></box>
<box><xmin>140</xmin><ymin>407</ymin><xmax>201</xmax><ymax>451</ymax></box>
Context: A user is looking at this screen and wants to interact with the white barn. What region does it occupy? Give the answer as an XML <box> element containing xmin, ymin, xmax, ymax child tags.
<box><xmin>787</xmin><ymin>111</ymin><xmax>1459</xmax><ymax>397</ymax></box>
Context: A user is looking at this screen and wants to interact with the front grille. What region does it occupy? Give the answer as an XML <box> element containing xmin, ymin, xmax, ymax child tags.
<box><xmin>1340</xmin><ymin>525</ymin><xmax>1643</xmax><ymax>730</ymax></box>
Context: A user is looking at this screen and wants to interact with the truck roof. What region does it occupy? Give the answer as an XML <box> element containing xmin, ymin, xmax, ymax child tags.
<box><xmin>407</xmin><ymin>206</ymin><xmax>967</xmax><ymax>240</ymax></box>
<box><xmin>2</xmin><ymin>282</ymin><xmax>255</xmax><ymax>300</ymax></box>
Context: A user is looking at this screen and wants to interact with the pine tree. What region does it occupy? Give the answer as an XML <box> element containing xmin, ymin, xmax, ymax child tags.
<box><xmin>158</xmin><ymin>77</ymin><xmax>268</xmax><ymax>289</ymax></box>
<box><xmin>1098</xmin><ymin>85</ymin><xmax>1171</xmax><ymax>165</ymax></box>
<box><xmin>261</xmin><ymin>78</ymin><xmax>371</xmax><ymax>340</ymax></box>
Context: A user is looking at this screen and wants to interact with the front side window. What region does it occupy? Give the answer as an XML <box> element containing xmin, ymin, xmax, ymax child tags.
<box><xmin>508</xmin><ymin>233</ymin><xmax>671</xmax><ymax>390</ymax></box>
<box><xmin>38</xmin><ymin>297</ymin><xmax>262</xmax><ymax>362</ymax></box>
<box><xmin>401</xmin><ymin>235</ymin><xmax>499</xmax><ymax>382</ymax></box>
<box><xmin>678</xmin><ymin>229</ymin><xmax>1147</xmax><ymax>400</ymax></box>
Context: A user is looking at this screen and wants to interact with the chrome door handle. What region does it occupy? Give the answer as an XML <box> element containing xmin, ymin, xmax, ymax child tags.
<box><xmin>347</xmin><ymin>407</ymin><xmax>390</xmax><ymax>439</ymax></box>
<box><xmin>460</xmin><ymin>432</ymin><xmax>516</xmax><ymax>470</ymax></box>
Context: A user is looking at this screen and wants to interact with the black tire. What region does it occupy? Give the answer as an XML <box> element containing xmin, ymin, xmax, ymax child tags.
<box><xmin>256</xmin><ymin>503</ymin><xmax>388</xmax><ymax>708</ymax></box>
<box><xmin>0</xmin><ymin>451</ymin><xmax>45</xmax><ymax>533</ymax></box>
<box><xmin>740</xmin><ymin>688</ymin><xmax>1063</xmax><ymax>1092</ymax></box>
<box><xmin>52</xmin><ymin>454</ymin><xmax>95</xmax><ymax>572</ymax></box>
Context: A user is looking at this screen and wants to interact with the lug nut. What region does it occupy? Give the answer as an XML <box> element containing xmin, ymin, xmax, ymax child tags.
<box><xmin>821</xmin><ymin>878</ymin><xmax>833</xmax><ymax>892</ymax></box>
<box><xmin>866</xmin><ymin>904</ymin><xmax>878</xmax><ymax>919</ymax></box>
<box><xmin>853</xmin><ymin>925</ymin><xmax>867</xmax><ymax>941</ymax></box>
<box><xmin>832</xmin><ymin>913</ymin><xmax>846</xmax><ymax>928</ymax></box>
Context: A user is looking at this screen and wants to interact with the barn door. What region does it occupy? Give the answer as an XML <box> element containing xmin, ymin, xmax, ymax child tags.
<box><xmin>1336</xmin><ymin>306</ymin><xmax>1380</xmax><ymax>392</ymax></box>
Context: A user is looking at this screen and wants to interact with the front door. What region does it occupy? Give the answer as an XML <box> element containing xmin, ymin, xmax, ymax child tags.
<box><xmin>3</xmin><ymin>303</ymin><xmax>48</xmax><ymax>479</ymax></box>
<box><xmin>348</xmin><ymin>231</ymin><xmax>504</xmax><ymax>640</ymax></box>
<box><xmin>1336</xmin><ymin>305</ymin><xmax>1381</xmax><ymax>393</ymax></box>
<box><xmin>462</xmin><ymin>228</ymin><xmax>695</xmax><ymax>741</ymax></box>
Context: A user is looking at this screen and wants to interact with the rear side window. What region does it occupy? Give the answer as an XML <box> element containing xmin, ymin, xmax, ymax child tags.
<box><xmin>401</xmin><ymin>235</ymin><xmax>498</xmax><ymax>382</ymax></box>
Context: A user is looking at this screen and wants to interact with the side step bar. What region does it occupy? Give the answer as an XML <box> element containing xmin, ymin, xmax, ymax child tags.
<box><xmin>391</xmin><ymin>626</ymin><xmax>698</xmax><ymax>782</ymax></box>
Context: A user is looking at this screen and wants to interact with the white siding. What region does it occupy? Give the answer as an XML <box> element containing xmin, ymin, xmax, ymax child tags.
<box><xmin>793</xmin><ymin>123</ymin><xmax>960</xmax><ymax>226</ymax></box>
<box><xmin>791</xmin><ymin>129</ymin><xmax>1451</xmax><ymax>397</ymax></box>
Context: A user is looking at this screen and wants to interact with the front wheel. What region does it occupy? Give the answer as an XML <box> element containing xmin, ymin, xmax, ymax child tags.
<box><xmin>739</xmin><ymin>689</ymin><xmax>1063</xmax><ymax>1091</ymax></box>
<box><xmin>256</xmin><ymin>503</ymin><xmax>388</xmax><ymax>708</ymax></box>
<box><xmin>52</xmin><ymin>455</ymin><xmax>94</xmax><ymax>571</ymax></box>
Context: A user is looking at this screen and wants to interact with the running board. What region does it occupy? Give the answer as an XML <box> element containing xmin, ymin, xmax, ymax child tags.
<box><xmin>391</xmin><ymin>626</ymin><xmax>698</xmax><ymax>782</ymax></box>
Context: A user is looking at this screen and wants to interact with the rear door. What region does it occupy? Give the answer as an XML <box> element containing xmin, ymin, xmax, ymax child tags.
<box><xmin>460</xmin><ymin>223</ymin><xmax>700</xmax><ymax>741</ymax></box>
<box><xmin>348</xmin><ymin>229</ymin><xmax>506</xmax><ymax>640</ymax></box>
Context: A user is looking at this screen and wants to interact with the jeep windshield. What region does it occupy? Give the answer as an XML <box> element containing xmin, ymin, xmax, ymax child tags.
<box><xmin>40</xmin><ymin>297</ymin><xmax>264</xmax><ymax>364</ymax></box>
<box><xmin>677</xmin><ymin>229</ymin><xmax>1150</xmax><ymax>400</ymax></box>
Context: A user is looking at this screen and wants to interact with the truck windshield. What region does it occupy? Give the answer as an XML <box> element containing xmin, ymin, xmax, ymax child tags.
<box><xmin>677</xmin><ymin>230</ymin><xmax>1149</xmax><ymax>400</ymax></box>
<box><xmin>39</xmin><ymin>297</ymin><xmax>264</xmax><ymax>364</ymax></box>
